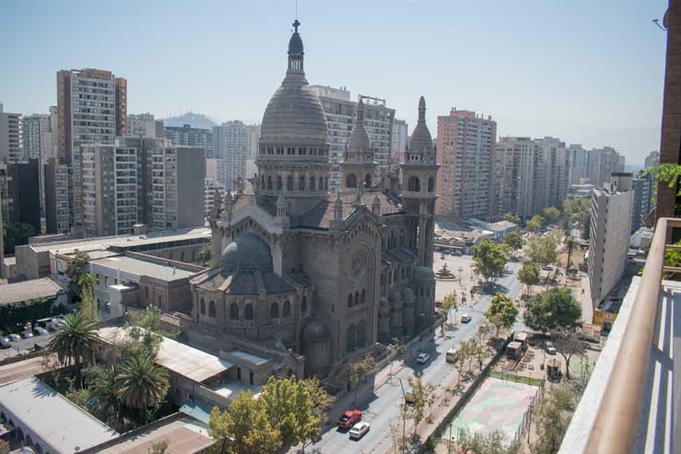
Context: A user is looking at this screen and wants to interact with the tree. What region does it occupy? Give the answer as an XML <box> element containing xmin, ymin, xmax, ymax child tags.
<box><xmin>503</xmin><ymin>231</ymin><xmax>524</xmax><ymax>256</ymax></box>
<box><xmin>0</xmin><ymin>438</ymin><xmax>10</xmax><ymax>454</ymax></box>
<box><xmin>209</xmin><ymin>391</ymin><xmax>281</xmax><ymax>454</ymax></box>
<box><xmin>451</xmin><ymin>428</ymin><xmax>518</xmax><ymax>454</ymax></box>
<box><xmin>80</xmin><ymin>283</ymin><xmax>99</xmax><ymax>321</ymax></box>
<box><xmin>2</xmin><ymin>222</ymin><xmax>35</xmax><ymax>254</ymax></box>
<box><xmin>473</xmin><ymin>238</ymin><xmax>508</xmax><ymax>282</ymax></box>
<box><xmin>550</xmin><ymin>327</ymin><xmax>586</xmax><ymax>379</ymax></box>
<box><xmin>527</xmin><ymin>233</ymin><xmax>559</xmax><ymax>270</ymax></box>
<box><xmin>525</xmin><ymin>215</ymin><xmax>544</xmax><ymax>233</ymax></box>
<box><xmin>565</xmin><ymin>237</ymin><xmax>576</xmax><ymax>271</ymax></box>
<box><xmin>147</xmin><ymin>440</ymin><xmax>169</xmax><ymax>454</ymax></box>
<box><xmin>543</xmin><ymin>207</ymin><xmax>561</xmax><ymax>222</ymax></box>
<box><xmin>49</xmin><ymin>312</ymin><xmax>100</xmax><ymax>385</ymax></box>
<box><xmin>65</xmin><ymin>250</ymin><xmax>90</xmax><ymax>301</ymax></box>
<box><xmin>524</xmin><ymin>288</ymin><xmax>582</xmax><ymax>333</ymax></box>
<box><xmin>518</xmin><ymin>261</ymin><xmax>540</xmax><ymax>293</ymax></box>
<box><xmin>301</xmin><ymin>377</ymin><xmax>333</xmax><ymax>424</ymax></box>
<box><xmin>562</xmin><ymin>198</ymin><xmax>590</xmax><ymax>236</ymax></box>
<box><xmin>115</xmin><ymin>353</ymin><xmax>169</xmax><ymax>421</ymax></box>
<box><xmin>348</xmin><ymin>355</ymin><xmax>377</xmax><ymax>403</ymax></box>
<box><xmin>89</xmin><ymin>365</ymin><xmax>121</xmax><ymax>424</ymax></box>
<box><xmin>402</xmin><ymin>375</ymin><xmax>436</xmax><ymax>437</ymax></box>
<box><xmin>259</xmin><ymin>376</ymin><xmax>321</xmax><ymax>451</ymax></box>
<box><xmin>531</xmin><ymin>386</ymin><xmax>576</xmax><ymax>454</ymax></box>
<box><xmin>485</xmin><ymin>293</ymin><xmax>518</xmax><ymax>335</ymax></box>
<box><xmin>502</xmin><ymin>212</ymin><xmax>522</xmax><ymax>225</ymax></box>
<box><xmin>441</xmin><ymin>291</ymin><xmax>458</xmax><ymax>324</ymax></box>
<box><xmin>455</xmin><ymin>340</ymin><xmax>473</xmax><ymax>389</ymax></box>
<box><xmin>198</xmin><ymin>244</ymin><xmax>212</xmax><ymax>267</ymax></box>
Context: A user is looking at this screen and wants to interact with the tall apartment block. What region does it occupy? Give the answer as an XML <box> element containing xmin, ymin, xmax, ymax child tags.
<box><xmin>150</xmin><ymin>146</ymin><xmax>205</xmax><ymax>230</ymax></box>
<box><xmin>436</xmin><ymin>109</ymin><xmax>496</xmax><ymax>219</ymax></box>
<box><xmin>44</xmin><ymin>159</ymin><xmax>71</xmax><ymax>234</ymax></box>
<box><xmin>568</xmin><ymin>144</ymin><xmax>588</xmax><ymax>185</ymax></box>
<box><xmin>392</xmin><ymin>119</ymin><xmax>409</xmax><ymax>153</ymax></box>
<box><xmin>309</xmin><ymin>86</ymin><xmax>395</xmax><ymax>191</ymax></box>
<box><xmin>491</xmin><ymin>137</ymin><xmax>542</xmax><ymax>220</ymax></box>
<box><xmin>587</xmin><ymin>147</ymin><xmax>624</xmax><ymax>188</ymax></box>
<box><xmin>536</xmin><ymin>137</ymin><xmax>569</xmax><ymax>211</ymax></box>
<box><xmin>164</xmin><ymin>124</ymin><xmax>212</xmax><ymax>158</ymax></box>
<box><xmin>0</xmin><ymin>103</ymin><xmax>22</xmax><ymax>162</ymax></box>
<box><xmin>644</xmin><ymin>150</ymin><xmax>659</xmax><ymax>169</ymax></box>
<box><xmin>204</xmin><ymin>178</ymin><xmax>223</xmax><ymax>218</ymax></box>
<box><xmin>57</xmin><ymin>68</ymin><xmax>127</xmax><ymax>233</ymax></box>
<box><xmin>127</xmin><ymin>113</ymin><xmax>163</xmax><ymax>138</ymax></box>
<box><xmin>588</xmin><ymin>173</ymin><xmax>634</xmax><ymax>308</ymax></box>
<box><xmin>0</xmin><ymin>160</ymin><xmax>41</xmax><ymax>234</ymax></box>
<box><xmin>213</xmin><ymin>121</ymin><xmax>248</xmax><ymax>191</ymax></box>
<box><xmin>632</xmin><ymin>173</ymin><xmax>655</xmax><ymax>233</ymax></box>
<box><xmin>245</xmin><ymin>124</ymin><xmax>261</xmax><ymax>160</ymax></box>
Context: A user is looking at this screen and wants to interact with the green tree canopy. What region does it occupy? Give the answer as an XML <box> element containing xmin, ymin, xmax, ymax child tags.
<box><xmin>485</xmin><ymin>293</ymin><xmax>519</xmax><ymax>331</ymax></box>
<box><xmin>502</xmin><ymin>212</ymin><xmax>522</xmax><ymax>225</ymax></box>
<box><xmin>209</xmin><ymin>391</ymin><xmax>281</xmax><ymax>454</ymax></box>
<box><xmin>531</xmin><ymin>385</ymin><xmax>577</xmax><ymax>454</ymax></box>
<box><xmin>441</xmin><ymin>291</ymin><xmax>458</xmax><ymax>324</ymax></box>
<box><xmin>526</xmin><ymin>233</ymin><xmax>559</xmax><ymax>268</ymax></box>
<box><xmin>65</xmin><ymin>250</ymin><xmax>91</xmax><ymax>301</ymax></box>
<box><xmin>472</xmin><ymin>238</ymin><xmax>508</xmax><ymax>282</ymax></box>
<box><xmin>2</xmin><ymin>222</ymin><xmax>35</xmax><ymax>254</ymax></box>
<box><xmin>115</xmin><ymin>353</ymin><xmax>169</xmax><ymax>416</ymax></box>
<box><xmin>48</xmin><ymin>312</ymin><xmax>100</xmax><ymax>385</ymax></box>
<box><xmin>550</xmin><ymin>327</ymin><xmax>586</xmax><ymax>379</ymax></box>
<box><xmin>503</xmin><ymin>231</ymin><xmax>524</xmax><ymax>254</ymax></box>
<box><xmin>402</xmin><ymin>375</ymin><xmax>436</xmax><ymax>437</ymax></box>
<box><xmin>518</xmin><ymin>261</ymin><xmax>540</xmax><ymax>292</ymax></box>
<box><xmin>524</xmin><ymin>288</ymin><xmax>582</xmax><ymax>333</ymax></box>
<box><xmin>525</xmin><ymin>215</ymin><xmax>544</xmax><ymax>233</ymax></box>
<box><xmin>543</xmin><ymin>207</ymin><xmax>561</xmax><ymax>222</ymax></box>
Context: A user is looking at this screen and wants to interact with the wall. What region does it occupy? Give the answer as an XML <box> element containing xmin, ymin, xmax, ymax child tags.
<box><xmin>176</xmin><ymin>147</ymin><xmax>205</xmax><ymax>229</ymax></box>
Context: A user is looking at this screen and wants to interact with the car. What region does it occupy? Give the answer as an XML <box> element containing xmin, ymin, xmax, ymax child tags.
<box><xmin>8</xmin><ymin>334</ymin><xmax>21</xmax><ymax>342</ymax></box>
<box><xmin>446</xmin><ymin>348</ymin><xmax>459</xmax><ymax>363</ymax></box>
<box><xmin>542</xmin><ymin>265</ymin><xmax>553</xmax><ymax>271</ymax></box>
<box><xmin>49</xmin><ymin>318</ymin><xmax>67</xmax><ymax>331</ymax></box>
<box><xmin>435</xmin><ymin>301</ymin><xmax>443</xmax><ymax>308</ymax></box>
<box><xmin>545</xmin><ymin>341</ymin><xmax>557</xmax><ymax>355</ymax></box>
<box><xmin>461</xmin><ymin>314</ymin><xmax>472</xmax><ymax>323</ymax></box>
<box><xmin>21</xmin><ymin>331</ymin><xmax>34</xmax><ymax>339</ymax></box>
<box><xmin>416</xmin><ymin>353</ymin><xmax>430</xmax><ymax>364</ymax></box>
<box><xmin>453</xmin><ymin>251</ymin><xmax>463</xmax><ymax>256</ymax></box>
<box><xmin>0</xmin><ymin>337</ymin><xmax>11</xmax><ymax>349</ymax></box>
<box><xmin>337</xmin><ymin>410</ymin><xmax>362</xmax><ymax>429</ymax></box>
<box><xmin>349</xmin><ymin>421</ymin><xmax>371</xmax><ymax>440</ymax></box>
<box><xmin>34</xmin><ymin>327</ymin><xmax>49</xmax><ymax>336</ymax></box>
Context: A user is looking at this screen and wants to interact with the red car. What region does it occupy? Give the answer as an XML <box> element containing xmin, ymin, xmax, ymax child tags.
<box><xmin>337</xmin><ymin>410</ymin><xmax>362</xmax><ymax>429</ymax></box>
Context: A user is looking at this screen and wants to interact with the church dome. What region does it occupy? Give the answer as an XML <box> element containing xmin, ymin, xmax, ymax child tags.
<box><xmin>408</xmin><ymin>96</ymin><xmax>434</xmax><ymax>152</ymax></box>
<box><xmin>221</xmin><ymin>232</ymin><xmax>273</xmax><ymax>271</ymax></box>
<box><xmin>414</xmin><ymin>266</ymin><xmax>435</xmax><ymax>282</ymax></box>
<box><xmin>288</xmin><ymin>31</ymin><xmax>304</xmax><ymax>54</ymax></box>
<box><xmin>302</xmin><ymin>320</ymin><xmax>331</xmax><ymax>342</ymax></box>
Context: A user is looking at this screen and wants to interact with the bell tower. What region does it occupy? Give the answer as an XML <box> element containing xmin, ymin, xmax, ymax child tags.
<box><xmin>400</xmin><ymin>96</ymin><xmax>439</xmax><ymax>268</ymax></box>
<box><xmin>340</xmin><ymin>99</ymin><xmax>377</xmax><ymax>191</ymax></box>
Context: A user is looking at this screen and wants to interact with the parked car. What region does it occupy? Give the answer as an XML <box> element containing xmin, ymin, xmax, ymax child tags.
<box><xmin>337</xmin><ymin>410</ymin><xmax>362</xmax><ymax>430</ymax></box>
<box><xmin>461</xmin><ymin>314</ymin><xmax>472</xmax><ymax>323</ymax></box>
<box><xmin>446</xmin><ymin>348</ymin><xmax>459</xmax><ymax>363</ymax></box>
<box><xmin>416</xmin><ymin>353</ymin><xmax>430</xmax><ymax>364</ymax></box>
<box><xmin>21</xmin><ymin>331</ymin><xmax>34</xmax><ymax>339</ymax></box>
<box><xmin>8</xmin><ymin>334</ymin><xmax>21</xmax><ymax>342</ymax></box>
<box><xmin>49</xmin><ymin>318</ymin><xmax>67</xmax><ymax>331</ymax></box>
<box><xmin>0</xmin><ymin>337</ymin><xmax>11</xmax><ymax>349</ymax></box>
<box><xmin>349</xmin><ymin>421</ymin><xmax>371</xmax><ymax>440</ymax></box>
<box><xmin>545</xmin><ymin>341</ymin><xmax>557</xmax><ymax>355</ymax></box>
<box><xmin>34</xmin><ymin>327</ymin><xmax>49</xmax><ymax>336</ymax></box>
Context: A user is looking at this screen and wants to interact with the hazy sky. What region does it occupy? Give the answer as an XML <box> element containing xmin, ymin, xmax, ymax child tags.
<box><xmin>0</xmin><ymin>0</ymin><xmax>669</xmax><ymax>165</ymax></box>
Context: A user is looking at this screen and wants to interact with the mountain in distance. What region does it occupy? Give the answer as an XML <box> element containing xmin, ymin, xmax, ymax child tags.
<box><xmin>162</xmin><ymin>112</ymin><xmax>220</xmax><ymax>130</ymax></box>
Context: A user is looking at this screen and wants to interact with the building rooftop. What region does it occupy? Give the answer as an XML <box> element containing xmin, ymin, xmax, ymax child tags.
<box><xmin>0</xmin><ymin>277</ymin><xmax>64</xmax><ymax>306</ymax></box>
<box><xmin>0</xmin><ymin>377</ymin><xmax>118</xmax><ymax>453</ymax></box>
<box><xmin>98</xmin><ymin>327</ymin><xmax>234</xmax><ymax>383</ymax></box>
<box><xmin>228</xmin><ymin>350</ymin><xmax>269</xmax><ymax>367</ymax></box>
<box><xmin>90</xmin><ymin>255</ymin><xmax>196</xmax><ymax>282</ymax></box>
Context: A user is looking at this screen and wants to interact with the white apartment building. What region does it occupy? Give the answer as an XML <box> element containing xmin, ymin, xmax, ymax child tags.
<box><xmin>391</xmin><ymin>119</ymin><xmax>408</xmax><ymax>153</ymax></box>
<box><xmin>644</xmin><ymin>150</ymin><xmax>659</xmax><ymax>169</ymax></box>
<box><xmin>536</xmin><ymin>137</ymin><xmax>569</xmax><ymax>211</ymax></box>
<box><xmin>568</xmin><ymin>144</ymin><xmax>588</xmax><ymax>185</ymax></box>
<box><xmin>587</xmin><ymin>147</ymin><xmax>624</xmax><ymax>188</ymax></box>
<box><xmin>245</xmin><ymin>124</ymin><xmax>261</xmax><ymax>160</ymax></box>
<box><xmin>127</xmin><ymin>113</ymin><xmax>163</xmax><ymax>138</ymax></box>
<box><xmin>204</xmin><ymin>178</ymin><xmax>223</xmax><ymax>218</ymax></box>
<box><xmin>436</xmin><ymin>109</ymin><xmax>496</xmax><ymax>219</ymax></box>
<box><xmin>81</xmin><ymin>143</ymin><xmax>138</xmax><ymax>237</ymax></box>
<box><xmin>44</xmin><ymin>160</ymin><xmax>71</xmax><ymax>234</ymax></box>
<box><xmin>165</xmin><ymin>124</ymin><xmax>212</xmax><ymax>158</ymax></box>
<box><xmin>0</xmin><ymin>103</ymin><xmax>22</xmax><ymax>162</ymax></box>
<box><xmin>214</xmin><ymin>121</ymin><xmax>248</xmax><ymax>191</ymax></box>
<box><xmin>492</xmin><ymin>137</ymin><xmax>542</xmax><ymax>220</ymax></box>
<box><xmin>588</xmin><ymin>173</ymin><xmax>634</xmax><ymax>308</ymax></box>
<box><xmin>309</xmin><ymin>86</ymin><xmax>394</xmax><ymax>191</ymax></box>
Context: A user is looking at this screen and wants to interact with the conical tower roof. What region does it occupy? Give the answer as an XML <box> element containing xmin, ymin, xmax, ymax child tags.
<box><xmin>347</xmin><ymin>99</ymin><xmax>371</xmax><ymax>152</ymax></box>
<box><xmin>408</xmin><ymin>96</ymin><xmax>433</xmax><ymax>153</ymax></box>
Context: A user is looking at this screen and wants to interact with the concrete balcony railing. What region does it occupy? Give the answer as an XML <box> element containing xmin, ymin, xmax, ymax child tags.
<box><xmin>560</xmin><ymin>217</ymin><xmax>680</xmax><ymax>454</ymax></box>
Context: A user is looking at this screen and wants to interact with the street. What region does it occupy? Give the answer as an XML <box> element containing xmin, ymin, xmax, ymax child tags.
<box><xmin>309</xmin><ymin>259</ymin><xmax>524</xmax><ymax>454</ymax></box>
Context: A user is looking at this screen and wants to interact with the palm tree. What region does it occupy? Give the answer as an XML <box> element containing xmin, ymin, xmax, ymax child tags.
<box><xmin>116</xmin><ymin>354</ymin><xmax>169</xmax><ymax>421</ymax></box>
<box><xmin>48</xmin><ymin>312</ymin><xmax>99</xmax><ymax>385</ymax></box>
<box><xmin>90</xmin><ymin>365</ymin><xmax>121</xmax><ymax>424</ymax></box>
<box><xmin>197</xmin><ymin>244</ymin><xmax>212</xmax><ymax>267</ymax></box>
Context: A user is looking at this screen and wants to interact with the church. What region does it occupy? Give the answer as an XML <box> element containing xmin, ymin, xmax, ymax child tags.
<box><xmin>190</xmin><ymin>21</ymin><xmax>439</xmax><ymax>377</ymax></box>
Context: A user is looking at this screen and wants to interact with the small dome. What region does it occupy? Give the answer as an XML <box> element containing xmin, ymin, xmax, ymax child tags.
<box><xmin>302</xmin><ymin>320</ymin><xmax>330</xmax><ymax>341</ymax></box>
<box><xmin>347</xmin><ymin>100</ymin><xmax>371</xmax><ymax>152</ymax></box>
<box><xmin>408</xmin><ymin>96</ymin><xmax>434</xmax><ymax>153</ymax></box>
<box><xmin>288</xmin><ymin>32</ymin><xmax>304</xmax><ymax>55</ymax></box>
<box><xmin>379</xmin><ymin>296</ymin><xmax>389</xmax><ymax>307</ymax></box>
<box><xmin>389</xmin><ymin>291</ymin><xmax>404</xmax><ymax>307</ymax></box>
<box><xmin>221</xmin><ymin>232</ymin><xmax>273</xmax><ymax>271</ymax></box>
<box><xmin>414</xmin><ymin>266</ymin><xmax>435</xmax><ymax>281</ymax></box>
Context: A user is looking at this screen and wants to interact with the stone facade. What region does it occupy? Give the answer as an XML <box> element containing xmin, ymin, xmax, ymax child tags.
<box><xmin>192</xmin><ymin>21</ymin><xmax>437</xmax><ymax>378</ymax></box>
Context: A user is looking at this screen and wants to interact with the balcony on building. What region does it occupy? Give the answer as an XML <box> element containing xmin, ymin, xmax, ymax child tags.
<box><xmin>559</xmin><ymin>217</ymin><xmax>680</xmax><ymax>454</ymax></box>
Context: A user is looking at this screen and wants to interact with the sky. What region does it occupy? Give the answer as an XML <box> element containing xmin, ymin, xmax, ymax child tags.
<box><xmin>0</xmin><ymin>0</ymin><xmax>670</xmax><ymax>165</ymax></box>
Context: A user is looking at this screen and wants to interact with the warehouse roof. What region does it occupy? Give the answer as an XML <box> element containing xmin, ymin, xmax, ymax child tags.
<box><xmin>0</xmin><ymin>277</ymin><xmax>65</xmax><ymax>306</ymax></box>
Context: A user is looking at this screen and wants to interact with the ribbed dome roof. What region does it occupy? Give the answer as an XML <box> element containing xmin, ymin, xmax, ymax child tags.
<box><xmin>408</xmin><ymin>96</ymin><xmax>434</xmax><ymax>153</ymax></box>
<box><xmin>221</xmin><ymin>232</ymin><xmax>273</xmax><ymax>271</ymax></box>
<box><xmin>302</xmin><ymin>320</ymin><xmax>331</xmax><ymax>341</ymax></box>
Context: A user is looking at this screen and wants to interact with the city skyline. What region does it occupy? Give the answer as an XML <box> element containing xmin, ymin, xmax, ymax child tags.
<box><xmin>0</xmin><ymin>0</ymin><xmax>668</xmax><ymax>165</ymax></box>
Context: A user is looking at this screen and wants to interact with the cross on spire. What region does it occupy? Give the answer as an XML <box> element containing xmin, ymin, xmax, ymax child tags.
<box><xmin>293</xmin><ymin>19</ymin><xmax>301</xmax><ymax>33</ymax></box>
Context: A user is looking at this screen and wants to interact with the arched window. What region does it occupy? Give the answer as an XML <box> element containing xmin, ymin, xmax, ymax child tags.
<box><xmin>298</xmin><ymin>175</ymin><xmax>306</xmax><ymax>191</ymax></box>
<box><xmin>267</xmin><ymin>176</ymin><xmax>273</xmax><ymax>190</ymax></box>
<box><xmin>346</xmin><ymin>173</ymin><xmax>357</xmax><ymax>188</ymax></box>
<box><xmin>245</xmin><ymin>303</ymin><xmax>254</xmax><ymax>320</ymax></box>
<box><xmin>354</xmin><ymin>291</ymin><xmax>360</xmax><ymax>307</ymax></box>
<box><xmin>209</xmin><ymin>300</ymin><xmax>216</xmax><ymax>318</ymax></box>
<box><xmin>428</xmin><ymin>176</ymin><xmax>435</xmax><ymax>192</ymax></box>
<box><xmin>309</xmin><ymin>176</ymin><xmax>316</xmax><ymax>191</ymax></box>
<box><xmin>287</xmin><ymin>175</ymin><xmax>294</xmax><ymax>191</ymax></box>
<box><xmin>230</xmin><ymin>302</ymin><xmax>239</xmax><ymax>320</ymax></box>
<box><xmin>346</xmin><ymin>324</ymin><xmax>357</xmax><ymax>353</ymax></box>
<box><xmin>348</xmin><ymin>293</ymin><xmax>353</xmax><ymax>307</ymax></box>
<box><xmin>200</xmin><ymin>298</ymin><xmax>206</xmax><ymax>315</ymax></box>
<box><xmin>408</xmin><ymin>176</ymin><xmax>420</xmax><ymax>192</ymax></box>
<box><xmin>261</xmin><ymin>175</ymin><xmax>265</xmax><ymax>188</ymax></box>
<box><xmin>270</xmin><ymin>302</ymin><xmax>279</xmax><ymax>319</ymax></box>
<box><xmin>276</xmin><ymin>175</ymin><xmax>283</xmax><ymax>190</ymax></box>
<box><xmin>358</xmin><ymin>320</ymin><xmax>367</xmax><ymax>347</ymax></box>
<box><xmin>361</xmin><ymin>289</ymin><xmax>366</xmax><ymax>304</ymax></box>
<box><xmin>301</xmin><ymin>296</ymin><xmax>308</xmax><ymax>313</ymax></box>
<box><xmin>364</xmin><ymin>174</ymin><xmax>372</xmax><ymax>188</ymax></box>
<box><xmin>283</xmin><ymin>300</ymin><xmax>291</xmax><ymax>317</ymax></box>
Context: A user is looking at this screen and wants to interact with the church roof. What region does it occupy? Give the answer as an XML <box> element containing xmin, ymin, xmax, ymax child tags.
<box><xmin>408</xmin><ymin>96</ymin><xmax>434</xmax><ymax>152</ymax></box>
<box><xmin>221</xmin><ymin>232</ymin><xmax>273</xmax><ymax>271</ymax></box>
<box><xmin>346</xmin><ymin>99</ymin><xmax>371</xmax><ymax>152</ymax></box>
<box><xmin>195</xmin><ymin>268</ymin><xmax>295</xmax><ymax>295</ymax></box>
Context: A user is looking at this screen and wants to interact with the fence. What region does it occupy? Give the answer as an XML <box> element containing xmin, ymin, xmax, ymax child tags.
<box><xmin>512</xmin><ymin>380</ymin><xmax>545</xmax><ymax>447</ymax></box>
